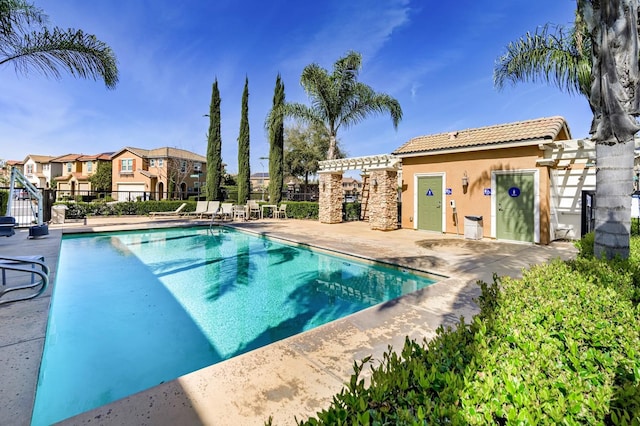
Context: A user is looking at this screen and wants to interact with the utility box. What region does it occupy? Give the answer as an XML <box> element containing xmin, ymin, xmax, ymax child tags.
<box><xmin>52</xmin><ymin>204</ymin><xmax>67</xmax><ymax>224</ymax></box>
<box><xmin>464</xmin><ymin>215</ymin><xmax>483</xmax><ymax>240</ymax></box>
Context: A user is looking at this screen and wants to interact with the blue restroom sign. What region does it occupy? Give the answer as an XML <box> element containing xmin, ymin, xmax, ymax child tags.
<box><xmin>445</xmin><ymin>188</ymin><xmax>452</xmax><ymax>195</ymax></box>
<box><xmin>508</xmin><ymin>187</ymin><xmax>521</xmax><ymax>197</ymax></box>
<box><xmin>426</xmin><ymin>189</ymin><xmax>434</xmax><ymax>196</ymax></box>
<box><xmin>484</xmin><ymin>188</ymin><xmax>491</xmax><ymax>196</ymax></box>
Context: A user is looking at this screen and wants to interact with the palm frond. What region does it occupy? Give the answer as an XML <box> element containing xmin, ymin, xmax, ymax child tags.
<box><xmin>494</xmin><ymin>24</ymin><xmax>588</xmax><ymax>96</ymax></box>
<box><xmin>0</xmin><ymin>26</ymin><xmax>118</xmax><ymax>88</ymax></box>
<box><xmin>0</xmin><ymin>0</ymin><xmax>46</xmax><ymax>38</ymax></box>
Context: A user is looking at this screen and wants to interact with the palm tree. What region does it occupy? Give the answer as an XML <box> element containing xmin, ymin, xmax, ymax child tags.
<box><xmin>494</xmin><ymin>7</ymin><xmax>640</xmax><ymax>259</ymax></box>
<box><xmin>0</xmin><ymin>0</ymin><xmax>118</xmax><ymax>88</ymax></box>
<box><xmin>281</xmin><ymin>50</ymin><xmax>402</xmax><ymax>160</ymax></box>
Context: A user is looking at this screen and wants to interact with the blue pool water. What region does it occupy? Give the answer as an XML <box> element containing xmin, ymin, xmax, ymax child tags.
<box><xmin>32</xmin><ymin>226</ymin><xmax>437</xmax><ymax>425</ymax></box>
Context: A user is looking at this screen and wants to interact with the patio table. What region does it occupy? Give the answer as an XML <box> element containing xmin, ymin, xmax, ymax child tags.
<box><xmin>261</xmin><ymin>204</ymin><xmax>277</xmax><ymax>219</ymax></box>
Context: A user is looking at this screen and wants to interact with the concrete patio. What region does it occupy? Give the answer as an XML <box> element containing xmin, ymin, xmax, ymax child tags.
<box><xmin>0</xmin><ymin>217</ymin><xmax>578</xmax><ymax>425</ymax></box>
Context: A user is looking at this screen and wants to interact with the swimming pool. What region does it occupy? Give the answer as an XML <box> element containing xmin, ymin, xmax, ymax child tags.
<box><xmin>31</xmin><ymin>226</ymin><xmax>437</xmax><ymax>425</ymax></box>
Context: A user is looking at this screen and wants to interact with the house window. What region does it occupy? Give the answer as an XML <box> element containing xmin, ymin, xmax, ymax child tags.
<box><xmin>87</xmin><ymin>162</ymin><xmax>93</xmax><ymax>173</ymax></box>
<box><xmin>26</xmin><ymin>164</ymin><xmax>33</xmax><ymax>174</ymax></box>
<box><xmin>194</xmin><ymin>162</ymin><xmax>201</xmax><ymax>172</ymax></box>
<box><xmin>158</xmin><ymin>159</ymin><xmax>164</xmax><ymax>167</ymax></box>
<box><xmin>66</xmin><ymin>162</ymin><xmax>72</xmax><ymax>173</ymax></box>
<box><xmin>43</xmin><ymin>164</ymin><xmax>49</xmax><ymax>171</ymax></box>
<box><xmin>150</xmin><ymin>159</ymin><xmax>156</xmax><ymax>167</ymax></box>
<box><xmin>121</xmin><ymin>158</ymin><xmax>133</xmax><ymax>173</ymax></box>
<box><xmin>181</xmin><ymin>160</ymin><xmax>187</xmax><ymax>173</ymax></box>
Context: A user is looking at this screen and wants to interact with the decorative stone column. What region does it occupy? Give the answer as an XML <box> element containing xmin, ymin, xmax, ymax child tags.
<box><xmin>368</xmin><ymin>169</ymin><xmax>398</xmax><ymax>231</ymax></box>
<box><xmin>319</xmin><ymin>171</ymin><xmax>343</xmax><ymax>223</ymax></box>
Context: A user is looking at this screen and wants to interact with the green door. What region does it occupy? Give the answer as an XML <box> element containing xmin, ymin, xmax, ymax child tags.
<box><xmin>417</xmin><ymin>176</ymin><xmax>443</xmax><ymax>232</ymax></box>
<box><xmin>496</xmin><ymin>173</ymin><xmax>535</xmax><ymax>242</ymax></box>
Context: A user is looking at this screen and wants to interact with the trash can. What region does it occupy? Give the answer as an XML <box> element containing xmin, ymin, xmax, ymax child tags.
<box><xmin>52</xmin><ymin>204</ymin><xmax>68</xmax><ymax>224</ymax></box>
<box><xmin>464</xmin><ymin>215</ymin><xmax>483</xmax><ymax>240</ymax></box>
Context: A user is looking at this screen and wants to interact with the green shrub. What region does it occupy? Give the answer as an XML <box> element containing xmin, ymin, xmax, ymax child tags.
<box><xmin>282</xmin><ymin>201</ymin><xmax>318</xmax><ymax>220</ymax></box>
<box><xmin>299</xmin><ymin>236</ymin><xmax>640</xmax><ymax>425</ymax></box>
<box><xmin>57</xmin><ymin>200</ymin><xmax>196</xmax><ymax>218</ymax></box>
<box><xmin>344</xmin><ymin>202</ymin><xmax>360</xmax><ymax>221</ymax></box>
<box><xmin>0</xmin><ymin>190</ymin><xmax>8</xmax><ymax>215</ymax></box>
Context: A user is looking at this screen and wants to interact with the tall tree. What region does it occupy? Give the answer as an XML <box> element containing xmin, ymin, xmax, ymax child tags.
<box><xmin>281</xmin><ymin>51</ymin><xmax>402</xmax><ymax>160</ymax></box>
<box><xmin>578</xmin><ymin>0</ymin><xmax>640</xmax><ymax>259</ymax></box>
<box><xmin>284</xmin><ymin>122</ymin><xmax>345</xmax><ymax>193</ymax></box>
<box><xmin>0</xmin><ymin>0</ymin><xmax>118</xmax><ymax>88</ymax></box>
<box><xmin>206</xmin><ymin>79</ymin><xmax>222</xmax><ymax>201</ymax></box>
<box><xmin>88</xmin><ymin>160</ymin><xmax>111</xmax><ymax>192</ymax></box>
<box><xmin>267</xmin><ymin>74</ymin><xmax>285</xmax><ymax>204</ymax></box>
<box><xmin>494</xmin><ymin>5</ymin><xmax>640</xmax><ymax>259</ymax></box>
<box><xmin>237</xmin><ymin>77</ymin><xmax>250</xmax><ymax>205</ymax></box>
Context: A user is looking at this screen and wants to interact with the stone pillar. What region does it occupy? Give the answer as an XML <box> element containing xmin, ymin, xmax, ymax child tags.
<box><xmin>319</xmin><ymin>171</ymin><xmax>343</xmax><ymax>223</ymax></box>
<box><xmin>368</xmin><ymin>169</ymin><xmax>398</xmax><ymax>231</ymax></box>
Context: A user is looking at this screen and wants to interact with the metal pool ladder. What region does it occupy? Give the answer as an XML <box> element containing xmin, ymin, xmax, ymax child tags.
<box><xmin>0</xmin><ymin>256</ymin><xmax>50</xmax><ymax>306</ymax></box>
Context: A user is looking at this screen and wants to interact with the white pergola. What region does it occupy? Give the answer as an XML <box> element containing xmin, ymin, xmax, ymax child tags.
<box><xmin>318</xmin><ymin>154</ymin><xmax>401</xmax><ymax>173</ymax></box>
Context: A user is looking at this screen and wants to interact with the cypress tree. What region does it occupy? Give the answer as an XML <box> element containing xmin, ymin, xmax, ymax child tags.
<box><xmin>268</xmin><ymin>74</ymin><xmax>285</xmax><ymax>204</ymax></box>
<box><xmin>237</xmin><ymin>77</ymin><xmax>251</xmax><ymax>204</ymax></box>
<box><xmin>206</xmin><ymin>79</ymin><xmax>222</xmax><ymax>201</ymax></box>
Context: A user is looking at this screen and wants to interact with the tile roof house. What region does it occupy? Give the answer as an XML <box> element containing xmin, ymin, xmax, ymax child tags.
<box><xmin>111</xmin><ymin>147</ymin><xmax>207</xmax><ymax>201</ymax></box>
<box><xmin>22</xmin><ymin>154</ymin><xmax>61</xmax><ymax>188</ymax></box>
<box><xmin>51</xmin><ymin>153</ymin><xmax>113</xmax><ymax>199</ymax></box>
<box><xmin>392</xmin><ymin>116</ymin><xmax>579</xmax><ymax>244</ymax></box>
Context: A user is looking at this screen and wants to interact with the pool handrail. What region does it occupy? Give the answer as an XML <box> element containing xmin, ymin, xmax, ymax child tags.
<box><xmin>0</xmin><ymin>256</ymin><xmax>50</xmax><ymax>306</ymax></box>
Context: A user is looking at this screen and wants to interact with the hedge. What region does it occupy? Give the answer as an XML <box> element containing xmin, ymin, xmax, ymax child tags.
<box><xmin>0</xmin><ymin>190</ymin><xmax>8</xmax><ymax>215</ymax></box>
<box><xmin>55</xmin><ymin>200</ymin><xmax>322</xmax><ymax>220</ymax></box>
<box><xmin>293</xmin><ymin>234</ymin><xmax>640</xmax><ymax>425</ymax></box>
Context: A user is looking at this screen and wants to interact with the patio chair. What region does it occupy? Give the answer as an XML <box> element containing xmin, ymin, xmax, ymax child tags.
<box><xmin>185</xmin><ymin>201</ymin><xmax>208</xmax><ymax>218</ymax></box>
<box><xmin>233</xmin><ymin>204</ymin><xmax>247</xmax><ymax>221</ymax></box>
<box><xmin>247</xmin><ymin>200</ymin><xmax>260</xmax><ymax>220</ymax></box>
<box><xmin>273</xmin><ymin>204</ymin><xmax>288</xmax><ymax>219</ymax></box>
<box><xmin>216</xmin><ymin>203</ymin><xmax>234</xmax><ymax>221</ymax></box>
<box><xmin>0</xmin><ymin>216</ymin><xmax>16</xmax><ymax>237</ymax></box>
<box><xmin>149</xmin><ymin>203</ymin><xmax>187</xmax><ymax>218</ymax></box>
<box><xmin>202</xmin><ymin>201</ymin><xmax>221</xmax><ymax>219</ymax></box>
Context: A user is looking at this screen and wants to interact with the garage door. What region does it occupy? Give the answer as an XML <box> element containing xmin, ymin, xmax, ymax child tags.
<box><xmin>117</xmin><ymin>183</ymin><xmax>145</xmax><ymax>202</ymax></box>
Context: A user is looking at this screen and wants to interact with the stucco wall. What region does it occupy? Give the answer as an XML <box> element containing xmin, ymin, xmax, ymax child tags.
<box><xmin>400</xmin><ymin>146</ymin><xmax>552</xmax><ymax>244</ymax></box>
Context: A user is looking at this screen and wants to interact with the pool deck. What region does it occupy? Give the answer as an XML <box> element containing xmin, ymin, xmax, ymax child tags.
<box><xmin>0</xmin><ymin>217</ymin><xmax>578</xmax><ymax>425</ymax></box>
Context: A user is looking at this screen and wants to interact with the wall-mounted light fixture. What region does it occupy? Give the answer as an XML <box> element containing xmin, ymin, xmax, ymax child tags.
<box><xmin>461</xmin><ymin>171</ymin><xmax>469</xmax><ymax>187</ymax></box>
<box><xmin>322</xmin><ymin>181</ymin><xmax>326</xmax><ymax>192</ymax></box>
<box><xmin>372</xmin><ymin>178</ymin><xmax>378</xmax><ymax>188</ymax></box>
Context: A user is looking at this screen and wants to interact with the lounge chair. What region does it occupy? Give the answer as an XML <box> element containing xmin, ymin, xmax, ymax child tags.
<box><xmin>0</xmin><ymin>217</ymin><xmax>16</xmax><ymax>237</ymax></box>
<box><xmin>202</xmin><ymin>201</ymin><xmax>221</xmax><ymax>218</ymax></box>
<box><xmin>149</xmin><ymin>203</ymin><xmax>187</xmax><ymax>218</ymax></box>
<box><xmin>273</xmin><ymin>204</ymin><xmax>288</xmax><ymax>219</ymax></box>
<box><xmin>185</xmin><ymin>201</ymin><xmax>208</xmax><ymax>218</ymax></box>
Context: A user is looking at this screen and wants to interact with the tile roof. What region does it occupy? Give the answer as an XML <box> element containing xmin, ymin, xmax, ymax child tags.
<box><xmin>25</xmin><ymin>154</ymin><xmax>56</xmax><ymax>163</ymax></box>
<box><xmin>113</xmin><ymin>146</ymin><xmax>206</xmax><ymax>162</ymax></box>
<box><xmin>393</xmin><ymin>116</ymin><xmax>571</xmax><ymax>156</ymax></box>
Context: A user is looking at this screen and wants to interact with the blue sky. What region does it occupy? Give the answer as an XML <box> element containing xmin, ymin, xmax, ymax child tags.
<box><xmin>0</xmin><ymin>0</ymin><xmax>591</xmax><ymax>174</ymax></box>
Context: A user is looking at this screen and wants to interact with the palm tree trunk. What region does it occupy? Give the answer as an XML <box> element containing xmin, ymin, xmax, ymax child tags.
<box><xmin>594</xmin><ymin>141</ymin><xmax>634</xmax><ymax>259</ymax></box>
<box><xmin>327</xmin><ymin>134</ymin><xmax>337</xmax><ymax>160</ymax></box>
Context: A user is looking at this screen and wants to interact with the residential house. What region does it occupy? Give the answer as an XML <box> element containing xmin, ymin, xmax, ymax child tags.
<box><xmin>22</xmin><ymin>155</ymin><xmax>61</xmax><ymax>188</ymax></box>
<box><xmin>392</xmin><ymin>116</ymin><xmax>594</xmax><ymax>244</ymax></box>
<box><xmin>250</xmin><ymin>172</ymin><xmax>270</xmax><ymax>193</ymax></box>
<box><xmin>342</xmin><ymin>177</ymin><xmax>362</xmax><ymax>198</ymax></box>
<box><xmin>1</xmin><ymin>160</ymin><xmax>23</xmax><ymax>185</ymax></box>
<box><xmin>111</xmin><ymin>147</ymin><xmax>206</xmax><ymax>201</ymax></box>
<box><xmin>52</xmin><ymin>152</ymin><xmax>113</xmax><ymax>199</ymax></box>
